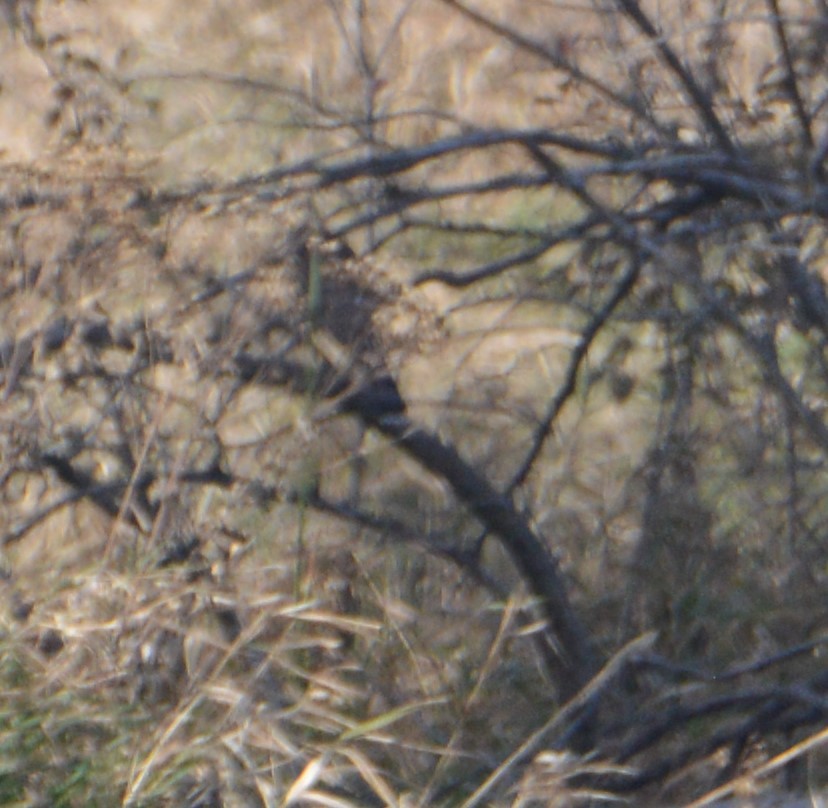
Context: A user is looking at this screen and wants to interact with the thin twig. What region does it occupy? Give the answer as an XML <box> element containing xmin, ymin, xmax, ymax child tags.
<box><xmin>764</xmin><ymin>0</ymin><xmax>813</xmax><ymax>149</ymax></box>
<box><xmin>508</xmin><ymin>256</ymin><xmax>642</xmax><ymax>491</ymax></box>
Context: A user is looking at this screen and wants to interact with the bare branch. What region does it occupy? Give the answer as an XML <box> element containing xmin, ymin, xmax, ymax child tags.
<box><xmin>508</xmin><ymin>256</ymin><xmax>642</xmax><ymax>491</ymax></box>
<box><xmin>362</xmin><ymin>411</ymin><xmax>600</xmax><ymax>699</ymax></box>
<box><xmin>614</xmin><ymin>0</ymin><xmax>737</xmax><ymax>155</ymax></box>
<box><xmin>438</xmin><ymin>0</ymin><xmax>656</xmax><ymax>129</ymax></box>
<box><xmin>764</xmin><ymin>0</ymin><xmax>813</xmax><ymax>148</ymax></box>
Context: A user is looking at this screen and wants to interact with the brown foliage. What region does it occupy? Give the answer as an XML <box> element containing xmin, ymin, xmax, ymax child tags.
<box><xmin>3</xmin><ymin>1</ymin><xmax>828</xmax><ymax>805</ymax></box>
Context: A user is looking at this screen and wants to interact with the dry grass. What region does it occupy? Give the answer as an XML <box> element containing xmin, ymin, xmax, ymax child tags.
<box><xmin>0</xmin><ymin>156</ymin><xmax>570</xmax><ymax>805</ymax></box>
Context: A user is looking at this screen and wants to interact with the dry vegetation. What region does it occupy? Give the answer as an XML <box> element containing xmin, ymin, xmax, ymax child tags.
<box><xmin>1</xmin><ymin>0</ymin><xmax>828</xmax><ymax>806</ymax></box>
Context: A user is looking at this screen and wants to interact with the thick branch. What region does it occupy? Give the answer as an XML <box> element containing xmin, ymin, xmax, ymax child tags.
<box><xmin>362</xmin><ymin>412</ymin><xmax>600</xmax><ymax>698</ymax></box>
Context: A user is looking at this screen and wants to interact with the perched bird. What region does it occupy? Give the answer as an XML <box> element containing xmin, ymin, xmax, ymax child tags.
<box><xmin>290</xmin><ymin>230</ymin><xmax>407</xmax><ymax>421</ymax></box>
<box><xmin>233</xmin><ymin>227</ymin><xmax>407</xmax><ymax>423</ymax></box>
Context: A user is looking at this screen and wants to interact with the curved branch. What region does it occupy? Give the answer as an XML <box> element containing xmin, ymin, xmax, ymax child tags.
<box><xmin>508</xmin><ymin>255</ymin><xmax>642</xmax><ymax>491</ymax></box>
<box><xmin>357</xmin><ymin>410</ymin><xmax>600</xmax><ymax>699</ymax></box>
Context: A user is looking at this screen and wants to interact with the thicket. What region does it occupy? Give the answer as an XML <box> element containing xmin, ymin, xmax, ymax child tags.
<box><xmin>1</xmin><ymin>1</ymin><xmax>828</xmax><ymax>805</ymax></box>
